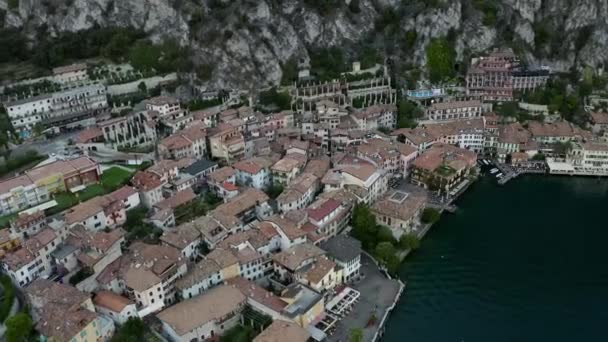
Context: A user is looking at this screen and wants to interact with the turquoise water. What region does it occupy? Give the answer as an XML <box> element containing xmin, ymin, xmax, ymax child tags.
<box><xmin>383</xmin><ymin>176</ymin><xmax>608</xmax><ymax>342</ymax></box>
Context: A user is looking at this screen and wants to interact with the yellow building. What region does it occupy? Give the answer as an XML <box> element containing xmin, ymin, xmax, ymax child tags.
<box><xmin>207</xmin><ymin>247</ymin><xmax>240</xmax><ymax>280</ymax></box>
<box><xmin>280</xmin><ymin>283</ymin><xmax>325</xmax><ymax>328</ymax></box>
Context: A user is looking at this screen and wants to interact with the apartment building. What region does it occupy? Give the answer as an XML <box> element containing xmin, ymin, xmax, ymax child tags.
<box><xmin>64</xmin><ymin>195</ymin><xmax>126</xmax><ymax>230</ymax></box>
<box><xmin>424</xmin><ymin>117</ymin><xmax>486</xmax><ymax>153</ymax></box>
<box><xmin>411</xmin><ymin>144</ymin><xmax>477</xmax><ymax>196</ymax></box>
<box><xmin>52</xmin><ymin>63</ymin><xmax>89</xmax><ymax>84</ymax></box>
<box><xmin>320</xmin><ymin>235</ymin><xmax>362</xmax><ymax>282</ymax></box>
<box><xmin>466</xmin><ymin>49</ymin><xmax>548</xmax><ymax>101</ymax></box>
<box><xmin>209</xmin><ymin>123</ymin><xmax>246</xmax><ymax>163</ymax></box>
<box><xmin>0</xmin><ymin>157</ymin><xmax>100</xmax><ymax>215</ymax></box>
<box><xmin>233</xmin><ymin>157</ymin><xmax>274</xmax><ymax>190</ymax></box>
<box><xmin>6</xmin><ymin>83</ymin><xmax>107</xmax><ymax>136</ymax></box>
<box><xmin>356</xmin><ymin>138</ymin><xmax>418</xmax><ymax>177</ymax></box>
<box><xmin>306</xmin><ymin>197</ymin><xmax>351</xmax><ymax>238</ymax></box>
<box><xmin>131</xmin><ymin>171</ymin><xmax>165</xmax><ymax>208</ymax></box>
<box><xmin>277</xmin><ymin>173</ymin><xmax>319</xmax><ymax>213</ymax></box>
<box><xmin>106</xmin><ymin>242</ymin><xmax>188</xmax><ymax>317</ymax></box>
<box><xmin>159</xmin><ymin>124</ymin><xmax>207</xmax><ymax>159</ymax></box>
<box><xmin>322</xmin><ymin>163</ymin><xmax>388</xmax><ymax>204</ymax></box>
<box><xmin>145</xmin><ymin>96</ymin><xmax>181</xmax><ymax>117</ymax></box>
<box><xmin>26</xmin><ymin>280</ymin><xmax>115</xmax><ymax>342</ymax></box>
<box><xmin>271</xmin><ymin>153</ymin><xmax>307</xmax><ymax>186</ymax></box>
<box><xmin>351</xmin><ymin>104</ymin><xmax>397</xmax><ymax>130</ymax></box>
<box><xmin>425</xmin><ymin>100</ymin><xmax>483</xmax><ymax>121</ymax></box>
<box><xmin>157</xmin><ymin>285</ymin><xmax>246</xmax><ymax>342</ymax></box>
<box><xmin>2</xmin><ymin>228</ymin><xmax>61</xmax><ymax>286</ymax></box>
<box><xmin>372</xmin><ymin>190</ymin><xmax>427</xmax><ymax>239</ymax></box>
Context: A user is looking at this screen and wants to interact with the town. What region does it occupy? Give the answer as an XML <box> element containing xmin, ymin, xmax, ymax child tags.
<box><xmin>0</xmin><ymin>47</ymin><xmax>607</xmax><ymax>342</ymax></box>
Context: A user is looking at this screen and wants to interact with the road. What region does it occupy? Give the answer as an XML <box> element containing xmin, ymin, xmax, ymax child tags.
<box><xmin>9</xmin><ymin>130</ymin><xmax>81</xmax><ymax>157</ymax></box>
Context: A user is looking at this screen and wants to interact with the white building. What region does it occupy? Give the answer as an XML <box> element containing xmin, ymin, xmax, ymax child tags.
<box><xmin>425</xmin><ymin>100</ymin><xmax>483</xmax><ymax>121</ymax></box>
<box><xmin>351</xmin><ymin>104</ymin><xmax>397</xmax><ymax>130</ymax></box>
<box><xmin>175</xmin><ymin>259</ymin><xmax>223</xmax><ymax>300</ymax></box>
<box><xmin>52</xmin><ymin>63</ymin><xmax>89</xmax><ymax>84</ymax></box>
<box><xmin>93</xmin><ymin>291</ymin><xmax>138</xmax><ymax>324</ymax></box>
<box><xmin>2</xmin><ymin>228</ymin><xmax>61</xmax><ymax>286</ymax></box>
<box><xmin>320</xmin><ymin>235</ymin><xmax>362</xmax><ymax>282</ymax></box>
<box><xmin>145</xmin><ymin>96</ymin><xmax>181</xmax><ymax>117</ymax></box>
<box><xmin>233</xmin><ymin>157</ymin><xmax>274</xmax><ymax>190</ymax></box>
<box><xmin>157</xmin><ymin>285</ymin><xmax>245</xmax><ymax>342</ymax></box>
<box><xmin>276</xmin><ymin>173</ymin><xmax>318</xmax><ymax>213</ymax></box>
<box><xmin>322</xmin><ymin>163</ymin><xmax>388</xmax><ymax>204</ymax></box>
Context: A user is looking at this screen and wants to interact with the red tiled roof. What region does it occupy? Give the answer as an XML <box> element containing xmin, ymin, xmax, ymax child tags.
<box><xmin>307</xmin><ymin>198</ymin><xmax>341</xmax><ymax>222</ymax></box>
<box><xmin>75</xmin><ymin>127</ymin><xmax>103</xmax><ymax>144</ymax></box>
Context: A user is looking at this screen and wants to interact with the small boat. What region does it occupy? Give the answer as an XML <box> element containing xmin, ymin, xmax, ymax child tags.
<box><xmin>483</xmin><ymin>160</ymin><xmax>490</xmax><ymax>165</ymax></box>
<box><xmin>490</xmin><ymin>168</ymin><xmax>499</xmax><ymax>174</ymax></box>
<box><xmin>496</xmin><ymin>173</ymin><xmax>503</xmax><ymax>178</ymax></box>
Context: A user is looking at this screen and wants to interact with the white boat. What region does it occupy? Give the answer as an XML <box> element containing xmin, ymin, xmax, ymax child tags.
<box><xmin>482</xmin><ymin>160</ymin><xmax>488</xmax><ymax>165</ymax></box>
<box><xmin>496</xmin><ymin>173</ymin><xmax>503</xmax><ymax>178</ymax></box>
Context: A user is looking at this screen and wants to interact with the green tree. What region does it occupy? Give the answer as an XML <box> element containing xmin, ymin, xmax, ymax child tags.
<box><xmin>397</xmin><ymin>100</ymin><xmax>422</xmax><ymax>128</ymax></box>
<box><xmin>5</xmin><ymin>312</ymin><xmax>33</xmax><ymax>342</ymax></box>
<box><xmin>265</xmin><ymin>183</ymin><xmax>284</xmax><ymax>199</ymax></box>
<box><xmin>350</xmin><ymin>328</ymin><xmax>364</xmax><ymax>342</ymax></box>
<box><xmin>259</xmin><ymin>87</ymin><xmax>291</xmax><ymax>110</ymax></box>
<box><xmin>111</xmin><ymin>317</ymin><xmax>146</xmax><ymax>342</ymax></box>
<box><xmin>129</xmin><ymin>40</ymin><xmax>161</xmax><ymax>71</ymax></box>
<box><xmin>375</xmin><ymin>241</ymin><xmax>396</xmax><ymax>264</ymax></box>
<box><xmin>377</xmin><ymin>225</ymin><xmax>396</xmax><ymax>244</ymax></box>
<box><xmin>7</xmin><ymin>0</ymin><xmax>18</xmax><ymax>10</ymax></box>
<box><xmin>421</xmin><ymin>208</ymin><xmax>441</xmax><ymax>224</ymax></box>
<box><xmin>399</xmin><ymin>233</ymin><xmax>421</xmax><ymax>250</ymax></box>
<box><xmin>280</xmin><ymin>58</ymin><xmax>299</xmax><ymax>85</ymax></box>
<box><xmin>426</xmin><ymin>38</ymin><xmax>455</xmax><ymax>83</ymax></box>
<box><xmin>137</xmin><ymin>81</ymin><xmax>147</xmax><ymax>93</ymax></box>
<box><xmin>351</xmin><ymin>204</ymin><xmax>379</xmax><ymax>250</ymax></box>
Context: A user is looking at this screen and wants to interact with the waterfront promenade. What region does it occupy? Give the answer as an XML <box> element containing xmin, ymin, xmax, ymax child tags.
<box><xmin>328</xmin><ymin>253</ymin><xmax>403</xmax><ymax>342</ymax></box>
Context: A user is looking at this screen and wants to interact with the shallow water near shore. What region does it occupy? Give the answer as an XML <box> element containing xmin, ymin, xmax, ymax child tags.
<box><xmin>383</xmin><ymin>175</ymin><xmax>608</xmax><ymax>342</ymax></box>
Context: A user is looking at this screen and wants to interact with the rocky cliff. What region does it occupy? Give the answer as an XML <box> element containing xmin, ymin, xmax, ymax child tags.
<box><xmin>1</xmin><ymin>0</ymin><xmax>607</xmax><ymax>88</ymax></box>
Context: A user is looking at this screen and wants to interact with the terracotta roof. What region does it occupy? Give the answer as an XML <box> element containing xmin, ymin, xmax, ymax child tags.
<box><xmin>13</xmin><ymin>210</ymin><xmax>45</xmax><ymax>229</ymax></box>
<box><xmin>257</xmin><ymin>222</ymin><xmax>279</xmax><ymax>238</ymax></box>
<box><xmin>160</xmin><ymin>134</ymin><xmax>191</xmax><ymax>150</ymax></box>
<box><xmin>65</xmin><ymin>195</ymin><xmax>124</xmax><ymax>225</ymax></box>
<box><xmin>107</xmin><ymin>185</ymin><xmax>137</xmax><ymax>202</ymax></box>
<box><xmin>25</xmin><ymin>279</ymin><xmax>98</xmax><ymax>342</ymax></box>
<box><xmin>590</xmin><ymin>112</ymin><xmax>608</xmax><ymax>125</ymax></box>
<box><xmin>234</xmin><ymin>157</ymin><xmax>273</xmax><ymax>175</ymax></box>
<box><xmin>300</xmin><ymin>256</ymin><xmax>336</xmax><ymax>284</ymax></box>
<box><xmin>120</xmin><ymin>242</ymin><xmax>183</xmax><ymax>291</ymax></box>
<box><xmin>265</xmin><ymin>215</ymin><xmax>307</xmax><ymax>240</ymax></box>
<box><xmin>160</xmin><ymin>224</ymin><xmax>201</xmax><ymax>250</ymax></box>
<box><xmin>53</xmin><ymin>63</ymin><xmax>87</xmax><ymax>75</ymax></box>
<box><xmin>217</xmin><ymin>229</ymin><xmax>270</xmax><ymax>250</ymax></box>
<box><xmin>372</xmin><ymin>190</ymin><xmax>427</xmax><ymax>222</ymax></box>
<box><xmin>207</xmin><ymin>247</ymin><xmax>239</xmax><ymax>269</ymax></box>
<box><xmin>272</xmin><ymin>243</ymin><xmax>325</xmax><ymax>271</ymax></box>
<box><xmin>175</xmin><ymin>258</ymin><xmax>221</xmax><ymax>290</ymax></box>
<box><xmin>430</xmin><ymin>100</ymin><xmax>482</xmax><ymax>111</ymax></box>
<box><xmin>145</xmin><ymin>96</ymin><xmax>179</xmax><ymax>106</ymax></box>
<box><xmin>132</xmin><ymin>171</ymin><xmax>163</xmax><ymax>191</ymax></box>
<box><xmin>412</xmin><ymin>144</ymin><xmax>477</xmax><ymax>172</ymax></box>
<box><xmin>75</xmin><ymin>127</ymin><xmax>103</xmax><ymax>144</ymax></box>
<box><xmin>208</xmin><ymin>166</ymin><xmax>236</xmax><ymax>183</ymax></box>
<box><xmin>227</xmin><ymin>277</ymin><xmax>288</xmax><ymax>313</ymax></box>
<box><xmin>25</xmin><ymin>157</ymin><xmax>97</xmax><ymax>183</ymax></box>
<box><xmin>527</xmin><ymin>121</ymin><xmax>579</xmax><ymax>138</ymax></box>
<box><xmin>93</xmin><ymin>291</ymin><xmax>133</xmax><ymax>313</ymax></box>
<box><xmin>157</xmin><ymin>285</ymin><xmax>246</xmax><ymax>336</ymax></box>
<box><xmin>303</xmin><ymin>157</ymin><xmax>331</xmax><ymax>179</ymax></box>
<box><xmin>155</xmin><ymin>188</ymin><xmax>196</xmax><ymax>210</ymax></box>
<box><xmin>307</xmin><ymin>198</ymin><xmax>341</xmax><ymax>222</ymax></box>
<box><xmin>254</xmin><ymin>320</ymin><xmax>310</xmax><ymax>342</ymax></box>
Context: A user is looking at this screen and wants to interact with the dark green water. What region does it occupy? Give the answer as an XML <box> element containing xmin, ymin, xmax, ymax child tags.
<box><xmin>383</xmin><ymin>176</ymin><xmax>608</xmax><ymax>342</ymax></box>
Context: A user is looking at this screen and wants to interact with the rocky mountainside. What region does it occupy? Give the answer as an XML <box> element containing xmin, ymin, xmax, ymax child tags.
<box><xmin>1</xmin><ymin>0</ymin><xmax>607</xmax><ymax>88</ymax></box>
